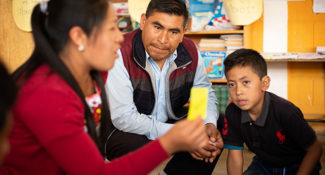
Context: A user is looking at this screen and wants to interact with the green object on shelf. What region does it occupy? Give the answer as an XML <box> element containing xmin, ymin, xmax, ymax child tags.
<box><xmin>212</xmin><ymin>84</ymin><xmax>230</xmax><ymax>113</ymax></box>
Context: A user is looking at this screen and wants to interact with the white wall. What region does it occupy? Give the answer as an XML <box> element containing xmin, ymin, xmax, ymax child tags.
<box><xmin>263</xmin><ymin>0</ymin><xmax>288</xmax><ymax>99</ymax></box>
<box><xmin>267</xmin><ymin>62</ymin><xmax>288</xmax><ymax>98</ymax></box>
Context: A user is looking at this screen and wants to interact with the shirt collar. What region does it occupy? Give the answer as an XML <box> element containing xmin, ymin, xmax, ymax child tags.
<box><xmin>241</xmin><ymin>92</ymin><xmax>270</xmax><ymax>127</ymax></box>
<box><xmin>145</xmin><ymin>50</ymin><xmax>178</xmax><ymax>65</ymax></box>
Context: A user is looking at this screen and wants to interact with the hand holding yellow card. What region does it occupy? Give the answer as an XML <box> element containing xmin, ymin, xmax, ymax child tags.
<box><xmin>187</xmin><ymin>87</ymin><xmax>208</xmax><ymax>120</ymax></box>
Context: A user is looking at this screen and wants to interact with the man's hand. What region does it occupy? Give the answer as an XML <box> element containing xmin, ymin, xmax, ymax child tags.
<box><xmin>190</xmin><ymin>123</ymin><xmax>224</xmax><ymax>163</ymax></box>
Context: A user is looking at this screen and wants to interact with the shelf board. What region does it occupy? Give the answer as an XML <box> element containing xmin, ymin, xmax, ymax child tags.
<box><xmin>185</xmin><ymin>30</ymin><xmax>244</xmax><ymax>35</ymax></box>
<box><xmin>209</xmin><ymin>79</ymin><xmax>227</xmax><ymax>83</ymax></box>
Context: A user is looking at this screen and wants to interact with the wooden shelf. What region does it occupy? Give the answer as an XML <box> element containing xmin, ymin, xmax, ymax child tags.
<box><xmin>265</xmin><ymin>58</ymin><xmax>325</xmax><ymax>62</ymax></box>
<box><xmin>209</xmin><ymin>79</ymin><xmax>227</xmax><ymax>83</ymax></box>
<box><xmin>185</xmin><ymin>30</ymin><xmax>244</xmax><ymax>35</ymax></box>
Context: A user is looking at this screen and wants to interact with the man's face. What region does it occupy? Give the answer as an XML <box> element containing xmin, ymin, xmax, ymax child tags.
<box><xmin>140</xmin><ymin>12</ymin><xmax>185</xmax><ymax>63</ymax></box>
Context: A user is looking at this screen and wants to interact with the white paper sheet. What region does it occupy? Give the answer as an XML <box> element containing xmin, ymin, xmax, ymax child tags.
<box><xmin>313</xmin><ymin>0</ymin><xmax>325</xmax><ymax>13</ymax></box>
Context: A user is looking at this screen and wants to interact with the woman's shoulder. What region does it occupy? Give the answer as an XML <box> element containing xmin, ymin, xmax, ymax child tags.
<box><xmin>20</xmin><ymin>65</ymin><xmax>77</xmax><ymax>96</ymax></box>
<box><xmin>15</xmin><ymin>65</ymin><xmax>83</xmax><ymax>115</ymax></box>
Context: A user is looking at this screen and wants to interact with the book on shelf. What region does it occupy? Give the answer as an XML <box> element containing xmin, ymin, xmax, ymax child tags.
<box><xmin>198</xmin><ymin>38</ymin><xmax>226</xmax><ymax>49</ymax></box>
<box><xmin>113</xmin><ymin>2</ymin><xmax>133</xmax><ymax>32</ymax></box>
<box><xmin>185</xmin><ymin>0</ymin><xmax>215</xmax><ymax>32</ymax></box>
<box><xmin>204</xmin><ymin>0</ymin><xmax>240</xmax><ymax>31</ymax></box>
<box><xmin>185</xmin><ymin>0</ymin><xmax>239</xmax><ymax>32</ymax></box>
<box><xmin>200</xmin><ymin>50</ymin><xmax>227</xmax><ymax>79</ymax></box>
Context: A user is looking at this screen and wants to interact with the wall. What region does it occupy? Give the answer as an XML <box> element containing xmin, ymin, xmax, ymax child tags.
<box><xmin>287</xmin><ymin>0</ymin><xmax>325</xmax><ymax>118</ymax></box>
<box><xmin>263</xmin><ymin>0</ymin><xmax>288</xmax><ymax>99</ymax></box>
<box><xmin>0</xmin><ymin>0</ymin><xmax>34</xmax><ymax>72</ymax></box>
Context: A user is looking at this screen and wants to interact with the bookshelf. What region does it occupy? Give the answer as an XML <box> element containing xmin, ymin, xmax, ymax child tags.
<box><xmin>185</xmin><ymin>30</ymin><xmax>244</xmax><ymax>35</ymax></box>
<box><xmin>184</xmin><ymin>27</ymin><xmax>248</xmax><ymax>85</ymax></box>
<box><xmin>210</xmin><ymin>79</ymin><xmax>227</xmax><ymax>83</ymax></box>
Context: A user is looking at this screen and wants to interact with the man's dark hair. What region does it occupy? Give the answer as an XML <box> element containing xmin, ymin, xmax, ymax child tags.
<box><xmin>224</xmin><ymin>48</ymin><xmax>267</xmax><ymax>79</ymax></box>
<box><xmin>0</xmin><ymin>61</ymin><xmax>17</xmax><ymax>130</ymax></box>
<box><xmin>146</xmin><ymin>0</ymin><xmax>189</xmax><ymax>28</ymax></box>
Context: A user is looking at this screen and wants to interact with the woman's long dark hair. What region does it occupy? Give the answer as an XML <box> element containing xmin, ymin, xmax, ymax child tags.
<box><xmin>0</xmin><ymin>61</ymin><xmax>17</xmax><ymax>130</ymax></box>
<box><xmin>12</xmin><ymin>0</ymin><xmax>113</xmax><ymax>155</ymax></box>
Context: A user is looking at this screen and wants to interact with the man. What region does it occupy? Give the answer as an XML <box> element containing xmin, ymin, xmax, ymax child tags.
<box><xmin>105</xmin><ymin>0</ymin><xmax>223</xmax><ymax>174</ymax></box>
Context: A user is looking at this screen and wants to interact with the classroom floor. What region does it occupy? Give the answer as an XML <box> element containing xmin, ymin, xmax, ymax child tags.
<box><xmin>150</xmin><ymin>122</ymin><xmax>325</xmax><ymax>175</ymax></box>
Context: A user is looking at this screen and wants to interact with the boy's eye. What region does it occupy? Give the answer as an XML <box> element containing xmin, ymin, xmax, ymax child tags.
<box><xmin>227</xmin><ymin>83</ymin><xmax>235</xmax><ymax>87</ymax></box>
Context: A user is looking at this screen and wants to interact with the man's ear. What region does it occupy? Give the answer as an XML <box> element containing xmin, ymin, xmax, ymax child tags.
<box><xmin>69</xmin><ymin>26</ymin><xmax>87</xmax><ymax>49</ymax></box>
<box><xmin>139</xmin><ymin>13</ymin><xmax>146</xmax><ymax>30</ymax></box>
<box><xmin>261</xmin><ymin>75</ymin><xmax>271</xmax><ymax>91</ymax></box>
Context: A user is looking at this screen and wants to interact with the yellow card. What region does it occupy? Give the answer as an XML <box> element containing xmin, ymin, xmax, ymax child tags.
<box><xmin>187</xmin><ymin>87</ymin><xmax>208</xmax><ymax>120</ymax></box>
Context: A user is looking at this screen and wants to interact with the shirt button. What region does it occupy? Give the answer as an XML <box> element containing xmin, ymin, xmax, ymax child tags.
<box><xmin>250</xmin><ymin>123</ymin><xmax>252</xmax><ymax>126</ymax></box>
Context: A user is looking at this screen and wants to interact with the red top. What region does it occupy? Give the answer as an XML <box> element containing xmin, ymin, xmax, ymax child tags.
<box><xmin>0</xmin><ymin>65</ymin><xmax>169</xmax><ymax>175</ymax></box>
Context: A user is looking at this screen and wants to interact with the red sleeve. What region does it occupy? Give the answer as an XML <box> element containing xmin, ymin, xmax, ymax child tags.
<box><xmin>103</xmin><ymin>139</ymin><xmax>169</xmax><ymax>175</ymax></box>
<box><xmin>16</xmin><ymin>78</ymin><xmax>169</xmax><ymax>175</ymax></box>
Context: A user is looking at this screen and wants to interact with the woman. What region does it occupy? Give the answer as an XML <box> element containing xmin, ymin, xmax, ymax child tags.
<box><xmin>0</xmin><ymin>0</ymin><xmax>208</xmax><ymax>174</ymax></box>
<box><xmin>0</xmin><ymin>62</ymin><xmax>16</xmax><ymax>166</ymax></box>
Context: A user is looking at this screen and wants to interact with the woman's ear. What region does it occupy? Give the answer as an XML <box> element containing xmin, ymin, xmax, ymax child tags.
<box><xmin>262</xmin><ymin>75</ymin><xmax>271</xmax><ymax>91</ymax></box>
<box><xmin>69</xmin><ymin>26</ymin><xmax>87</xmax><ymax>51</ymax></box>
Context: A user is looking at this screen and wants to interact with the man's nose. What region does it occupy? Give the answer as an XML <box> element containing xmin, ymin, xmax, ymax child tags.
<box><xmin>157</xmin><ymin>30</ymin><xmax>168</xmax><ymax>44</ymax></box>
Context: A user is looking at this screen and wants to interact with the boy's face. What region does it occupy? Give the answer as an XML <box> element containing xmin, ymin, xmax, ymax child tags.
<box><xmin>226</xmin><ymin>65</ymin><xmax>270</xmax><ymax>117</ymax></box>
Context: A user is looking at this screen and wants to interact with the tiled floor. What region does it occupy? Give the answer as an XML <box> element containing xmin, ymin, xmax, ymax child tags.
<box><xmin>150</xmin><ymin>122</ymin><xmax>325</xmax><ymax>175</ymax></box>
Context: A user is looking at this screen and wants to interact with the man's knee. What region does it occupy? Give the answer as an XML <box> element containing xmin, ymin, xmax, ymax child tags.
<box><xmin>106</xmin><ymin>130</ymin><xmax>150</xmax><ymax>159</ymax></box>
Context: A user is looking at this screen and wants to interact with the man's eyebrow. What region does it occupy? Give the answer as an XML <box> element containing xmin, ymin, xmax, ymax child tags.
<box><xmin>152</xmin><ymin>21</ymin><xmax>181</xmax><ymax>33</ymax></box>
<box><xmin>169</xmin><ymin>28</ymin><xmax>181</xmax><ymax>33</ymax></box>
<box><xmin>152</xmin><ymin>21</ymin><xmax>164</xmax><ymax>28</ymax></box>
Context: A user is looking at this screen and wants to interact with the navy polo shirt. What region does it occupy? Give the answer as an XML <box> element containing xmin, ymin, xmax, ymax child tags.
<box><xmin>223</xmin><ymin>92</ymin><xmax>317</xmax><ymax>167</ymax></box>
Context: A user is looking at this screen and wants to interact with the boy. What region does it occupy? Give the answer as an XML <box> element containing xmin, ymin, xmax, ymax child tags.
<box><xmin>222</xmin><ymin>49</ymin><xmax>322</xmax><ymax>175</ymax></box>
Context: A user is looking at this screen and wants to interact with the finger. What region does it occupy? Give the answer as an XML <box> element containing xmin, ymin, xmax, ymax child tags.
<box><xmin>190</xmin><ymin>152</ymin><xmax>203</xmax><ymax>160</ymax></box>
<box><xmin>208</xmin><ymin>140</ymin><xmax>217</xmax><ymax>146</ymax></box>
<box><xmin>203</xmin><ymin>143</ymin><xmax>217</xmax><ymax>151</ymax></box>
<box><xmin>196</xmin><ymin>148</ymin><xmax>212</xmax><ymax>158</ymax></box>
<box><xmin>209</xmin><ymin>137</ymin><xmax>216</xmax><ymax>143</ymax></box>
<box><xmin>209</xmin><ymin>157</ymin><xmax>215</xmax><ymax>163</ymax></box>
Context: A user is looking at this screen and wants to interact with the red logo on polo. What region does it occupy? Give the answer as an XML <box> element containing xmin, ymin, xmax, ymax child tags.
<box><xmin>276</xmin><ymin>130</ymin><xmax>285</xmax><ymax>144</ymax></box>
<box><xmin>222</xmin><ymin>117</ymin><xmax>228</xmax><ymax>136</ymax></box>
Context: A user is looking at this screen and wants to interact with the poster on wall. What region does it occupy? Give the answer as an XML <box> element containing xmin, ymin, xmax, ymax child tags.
<box><xmin>313</xmin><ymin>0</ymin><xmax>325</xmax><ymax>13</ymax></box>
<box><xmin>12</xmin><ymin>0</ymin><xmax>47</xmax><ymax>32</ymax></box>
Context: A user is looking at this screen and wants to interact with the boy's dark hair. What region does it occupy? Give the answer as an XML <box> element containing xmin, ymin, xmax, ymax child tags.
<box><xmin>224</xmin><ymin>48</ymin><xmax>267</xmax><ymax>79</ymax></box>
<box><xmin>146</xmin><ymin>0</ymin><xmax>189</xmax><ymax>28</ymax></box>
<box><xmin>12</xmin><ymin>0</ymin><xmax>112</xmax><ymax>155</ymax></box>
<box><xmin>0</xmin><ymin>62</ymin><xmax>17</xmax><ymax>130</ymax></box>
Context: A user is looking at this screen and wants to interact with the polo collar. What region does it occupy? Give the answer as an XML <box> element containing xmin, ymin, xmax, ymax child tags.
<box><xmin>241</xmin><ymin>92</ymin><xmax>270</xmax><ymax>127</ymax></box>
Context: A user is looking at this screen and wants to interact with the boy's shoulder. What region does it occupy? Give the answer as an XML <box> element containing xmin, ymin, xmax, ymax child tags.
<box><xmin>268</xmin><ymin>92</ymin><xmax>302</xmax><ymax>116</ymax></box>
<box><xmin>267</xmin><ymin>92</ymin><xmax>305</xmax><ymax>126</ymax></box>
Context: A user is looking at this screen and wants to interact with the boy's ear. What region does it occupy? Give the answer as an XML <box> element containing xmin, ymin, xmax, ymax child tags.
<box><xmin>261</xmin><ymin>75</ymin><xmax>270</xmax><ymax>91</ymax></box>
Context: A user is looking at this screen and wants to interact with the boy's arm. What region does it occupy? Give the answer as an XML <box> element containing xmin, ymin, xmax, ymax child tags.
<box><xmin>227</xmin><ymin>149</ymin><xmax>243</xmax><ymax>175</ymax></box>
<box><xmin>296</xmin><ymin>139</ymin><xmax>322</xmax><ymax>175</ymax></box>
